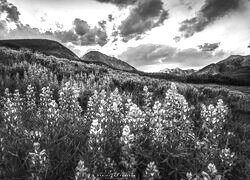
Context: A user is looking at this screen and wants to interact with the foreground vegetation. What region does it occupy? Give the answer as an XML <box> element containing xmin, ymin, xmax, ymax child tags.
<box><xmin>0</xmin><ymin>47</ymin><xmax>249</xmax><ymax>179</ymax></box>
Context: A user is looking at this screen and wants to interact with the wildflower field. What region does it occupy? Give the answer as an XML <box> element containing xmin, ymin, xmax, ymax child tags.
<box><xmin>0</xmin><ymin>47</ymin><xmax>250</xmax><ymax>179</ymax></box>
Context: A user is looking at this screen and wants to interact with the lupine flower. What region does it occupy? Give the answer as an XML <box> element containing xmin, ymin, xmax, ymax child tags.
<box><xmin>28</xmin><ymin>142</ymin><xmax>49</xmax><ymax>179</ymax></box>
<box><xmin>186</xmin><ymin>172</ymin><xmax>192</xmax><ymax>180</ymax></box>
<box><xmin>144</xmin><ymin>162</ymin><xmax>160</xmax><ymax>178</ymax></box>
<box><xmin>75</xmin><ymin>160</ymin><xmax>95</xmax><ymax>180</ymax></box>
<box><xmin>208</xmin><ymin>163</ymin><xmax>217</xmax><ymax>175</ymax></box>
<box><xmin>220</xmin><ymin>148</ymin><xmax>235</xmax><ymax>166</ymax></box>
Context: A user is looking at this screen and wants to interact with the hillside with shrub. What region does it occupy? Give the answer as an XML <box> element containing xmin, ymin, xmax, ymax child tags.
<box><xmin>194</xmin><ymin>55</ymin><xmax>250</xmax><ymax>84</ymax></box>
<box><xmin>1</xmin><ymin>39</ymin><xmax>250</xmax><ymax>86</ymax></box>
<box><xmin>82</xmin><ymin>51</ymin><xmax>137</xmax><ymax>72</ymax></box>
<box><xmin>0</xmin><ymin>39</ymin><xmax>80</xmax><ymax>61</ymax></box>
<box><xmin>0</xmin><ymin>43</ymin><xmax>250</xmax><ymax>180</ymax></box>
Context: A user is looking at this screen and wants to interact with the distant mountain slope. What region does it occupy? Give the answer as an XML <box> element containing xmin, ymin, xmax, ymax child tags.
<box><xmin>82</xmin><ymin>51</ymin><xmax>136</xmax><ymax>72</ymax></box>
<box><xmin>0</xmin><ymin>39</ymin><xmax>79</xmax><ymax>60</ymax></box>
<box><xmin>1</xmin><ymin>39</ymin><xmax>249</xmax><ymax>86</ymax></box>
<box><xmin>159</xmin><ymin>67</ymin><xmax>195</xmax><ymax>76</ymax></box>
<box><xmin>195</xmin><ymin>55</ymin><xmax>250</xmax><ymax>82</ymax></box>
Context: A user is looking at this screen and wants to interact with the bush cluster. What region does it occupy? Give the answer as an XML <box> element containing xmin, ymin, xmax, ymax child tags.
<box><xmin>0</xmin><ymin>82</ymin><xmax>238</xmax><ymax>180</ymax></box>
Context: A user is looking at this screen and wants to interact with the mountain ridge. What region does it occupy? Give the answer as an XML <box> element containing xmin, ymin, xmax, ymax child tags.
<box><xmin>195</xmin><ymin>55</ymin><xmax>250</xmax><ymax>81</ymax></box>
<box><xmin>159</xmin><ymin>67</ymin><xmax>196</xmax><ymax>76</ymax></box>
<box><xmin>0</xmin><ymin>38</ymin><xmax>249</xmax><ymax>86</ymax></box>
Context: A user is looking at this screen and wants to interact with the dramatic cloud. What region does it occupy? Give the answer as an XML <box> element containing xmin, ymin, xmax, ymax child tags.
<box><xmin>95</xmin><ymin>0</ymin><xmax>137</xmax><ymax>7</ymax></box>
<box><xmin>49</xmin><ymin>19</ymin><xmax>108</xmax><ymax>46</ymax></box>
<box><xmin>1</xmin><ymin>23</ymin><xmax>108</xmax><ymax>47</ymax></box>
<box><xmin>54</xmin><ymin>30</ymin><xmax>78</xmax><ymax>44</ymax></box>
<box><xmin>0</xmin><ymin>20</ymin><xmax>7</xmax><ymax>30</ymax></box>
<box><xmin>198</xmin><ymin>42</ymin><xmax>220</xmax><ymax>51</ymax></box>
<box><xmin>108</xmin><ymin>14</ymin><xmax>114</xmax><ymax>22</ymax></box>
<box><xmin>98</xmin><ymin>20</ymin><xmax>106</xmax><ymax>29</ymax></box>
<box><xmin>1</xmin><ymin>16</ymin><xmax>108</xmax><ymax>46</ymax></box>
<box><xmin>119</xmin><ymin>0</ymin><xmax>168</xmax><ymax>41</ymax></box>
<box><xmin>73</xmin><ymin>19</ymin><xmax>108</xmax><ymax>46</ymax></box>
<box><xmin>173</xmin><ymin>36</ymin><xmax>181</xmax><ymax>43</ymax></box>
<box><xmin>119</xmin><ymin>44</ymin><xmax>225</xmax><ymax>68</ymax></box>
<box><xmin>179</xmin><ymin>0</ymin><xmax>193</xmax><ymax>10</ymax></box>
<box><xmin>96</xmin><ymin>28</ymin><xmax>108</xmax><ymax>46</ymax></box>
<box><xmin>40</xmin><ymin>13</ymin><xmax>48</xmax><ymax>23</ymax></box>
<box><xmin>119</xmin><ymin>44</ymin><xmax>175</xmax><ymax>66</ymax></box>
<box><xmin>153</xmin><ymin>9</ymin><xmax>169</xmax><ymax>28</ymax></box>
<box><xmin>3</xmin><ymin>24</ymin><xmax>48</xmax><ymax>39</ymax></box>
<box><xmin>73</xmin><ymin>18</ymin><xmax>91</xmax><ymax>36</ymax></box>
<box><xmin>55</xmin><ymin>22</ymin><xmax>64</xmax><ymax>29</ymax></box>
<box><xmin>95</xmin><ymin>0</ymin><xmax>168</xmax><ymax>41</ymax></box>
<box><xmin>0</xmin><ymin>0</ymin><xmax>20</xmax><ymax>31</ymax></box>
<box><xmin>0</xmin><ymin>0</ymin><xmax>20</xmax><ymax>22</ymax></box>
<box><xmin>170</xmin><ymin>48</ymin><xmax>224</xmax><ymax>67</ymax></box>
<box><xmin>179</xmin><ymin>0</ymin><xmax>242</xmax><ymax>38</ymax></box>
<box><xmin>0</xmin><ymin>0</ymin><xmax>108</xmax><ymax>46</ymax></box>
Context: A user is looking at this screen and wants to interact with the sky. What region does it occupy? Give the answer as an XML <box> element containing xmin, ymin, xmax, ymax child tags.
<box><xmin>1</xmin><ymin>0</ymin><xmax>250</xmax><ymax>72</ymax></box>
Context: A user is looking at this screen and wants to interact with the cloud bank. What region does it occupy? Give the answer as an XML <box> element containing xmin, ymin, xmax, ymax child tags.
<box><xmin>95</xmin><ymin>0</ymin><xmax>137</xmax><ymax>7</ymax></box>
<box><xmin>72</xmin><ymin>18</ymin><xmax>108</xmax><ymax>46</ymax></box>
<box><xmin>95</xmin><ymin>0</ymin><xmax>168</xmax><ymax>42</ymax></box>
<box><xmin>0</xmin><ymin>0</ymin><xmax>108</xmax><ymax>47</ymax></box>
<box><xmin>198</xmin><ymin>42</ymin><xmax>220</xmax><ymax>51</ymax></box>
<box><xmin>119</xmin><ymin>44</ymin><xmax>226</xmax><ymax>68</ymax></box>
<box><xmin>179</xmin><ymin>0</ymin><xmax>242</xmax><ymax>38</ymax></box>
<box><xmin>0</xmin><ymin>0</ymin><xmax>20</xmax><ymax>23</ymax></box>
<box><xmin>0</xmin><ymin>0</ymin><xmax>20</xmax><ymax>29</ymax></box>
<box><xmin>119</xmin><ymin>0</ymin><xmax>168</xmax><ymax>41</ymax></box>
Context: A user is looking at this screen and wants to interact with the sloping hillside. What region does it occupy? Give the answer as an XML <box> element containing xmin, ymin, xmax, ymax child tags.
<box><xmin>82</xmin><ymin>51</ymin><xmax>136</xmax><ymax>72</ymax></box>
<box><xmin>0</xmin><ymin>39</ymin><xmax>79</xmax><ymax>60</ymax></box>
<box><xmin>1</xmin><ymin>39</ymin><xmax>249</xmax><ymax>87</ymax></box>
<box><xmin>81</xmin><ymin>51</ymin><xmax>250</xmax><ymax>86</ymax></box>
<box><xmin>196</xmin><ymin>55</ymin><xmax>250</xmax><ymax>80</ymax></box>
<box><xmin>0</xmin><ymin>39</ymin><xmax>136</xmax><ymax>72</ymax></box>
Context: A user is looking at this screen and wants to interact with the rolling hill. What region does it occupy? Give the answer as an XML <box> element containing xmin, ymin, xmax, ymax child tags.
<box><xmin>0</xmin><ymin>39</ymin><xmax>79</xmax><ymax>61</ymax></box>
<box><xmin>0</xmin><ymin>39</ymin><xmax>137</xmax><ymax>72</ymax></box>
<box><xmin>195</xmin><ymin>55</ymin><xmax>250</xmax><ymax>82</ymax></box>
<box><xmin>82</xmin><ymin>51</ymin><xmax>137</xmax><ymax>72</ymax></box>
<box><xmin>0</xmin><ymin>38</ymin><xmax>249</xmax><ymax>86</ymax></box>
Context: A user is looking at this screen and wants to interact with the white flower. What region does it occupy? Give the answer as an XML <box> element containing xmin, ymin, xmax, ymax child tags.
<box><xmin>100</xmin><ymin>99</ymin><xmax>105</xmax><ymax>105</ymax></box>
<box><xmin>112</xmin><ymin>102</ymin><xmax>118</xmax><ymax>111</ymax></box>
<box><xmin>186</xmin><ymin>172</ymin><xmax>192</xmax><ymax>180</ymax></box>
<box><xmin>208</xmin><ymin>163</ymin><xmax>217</xmax><ymax>175</ymax></box>
<box><xmin>122</xmin><ymin>125</ymin><xmax>131</xmax><ymax>136</ymax></box>
<box><xmin>92</xmin><ymin>119</ymin><xmax>98</xmax><ymax>126</ymax></box>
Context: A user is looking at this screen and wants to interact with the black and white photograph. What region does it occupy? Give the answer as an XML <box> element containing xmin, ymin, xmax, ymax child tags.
<box><xmin>0</xmin><ymin>0</ymin><xmax>250</xmax><ymax>179</ymax></box>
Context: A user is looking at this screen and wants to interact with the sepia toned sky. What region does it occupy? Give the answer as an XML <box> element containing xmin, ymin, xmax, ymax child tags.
<box><xmin>1</xmin><ymin>0</ymin><xmax>250</xmax><ymax>71</ymax></box>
